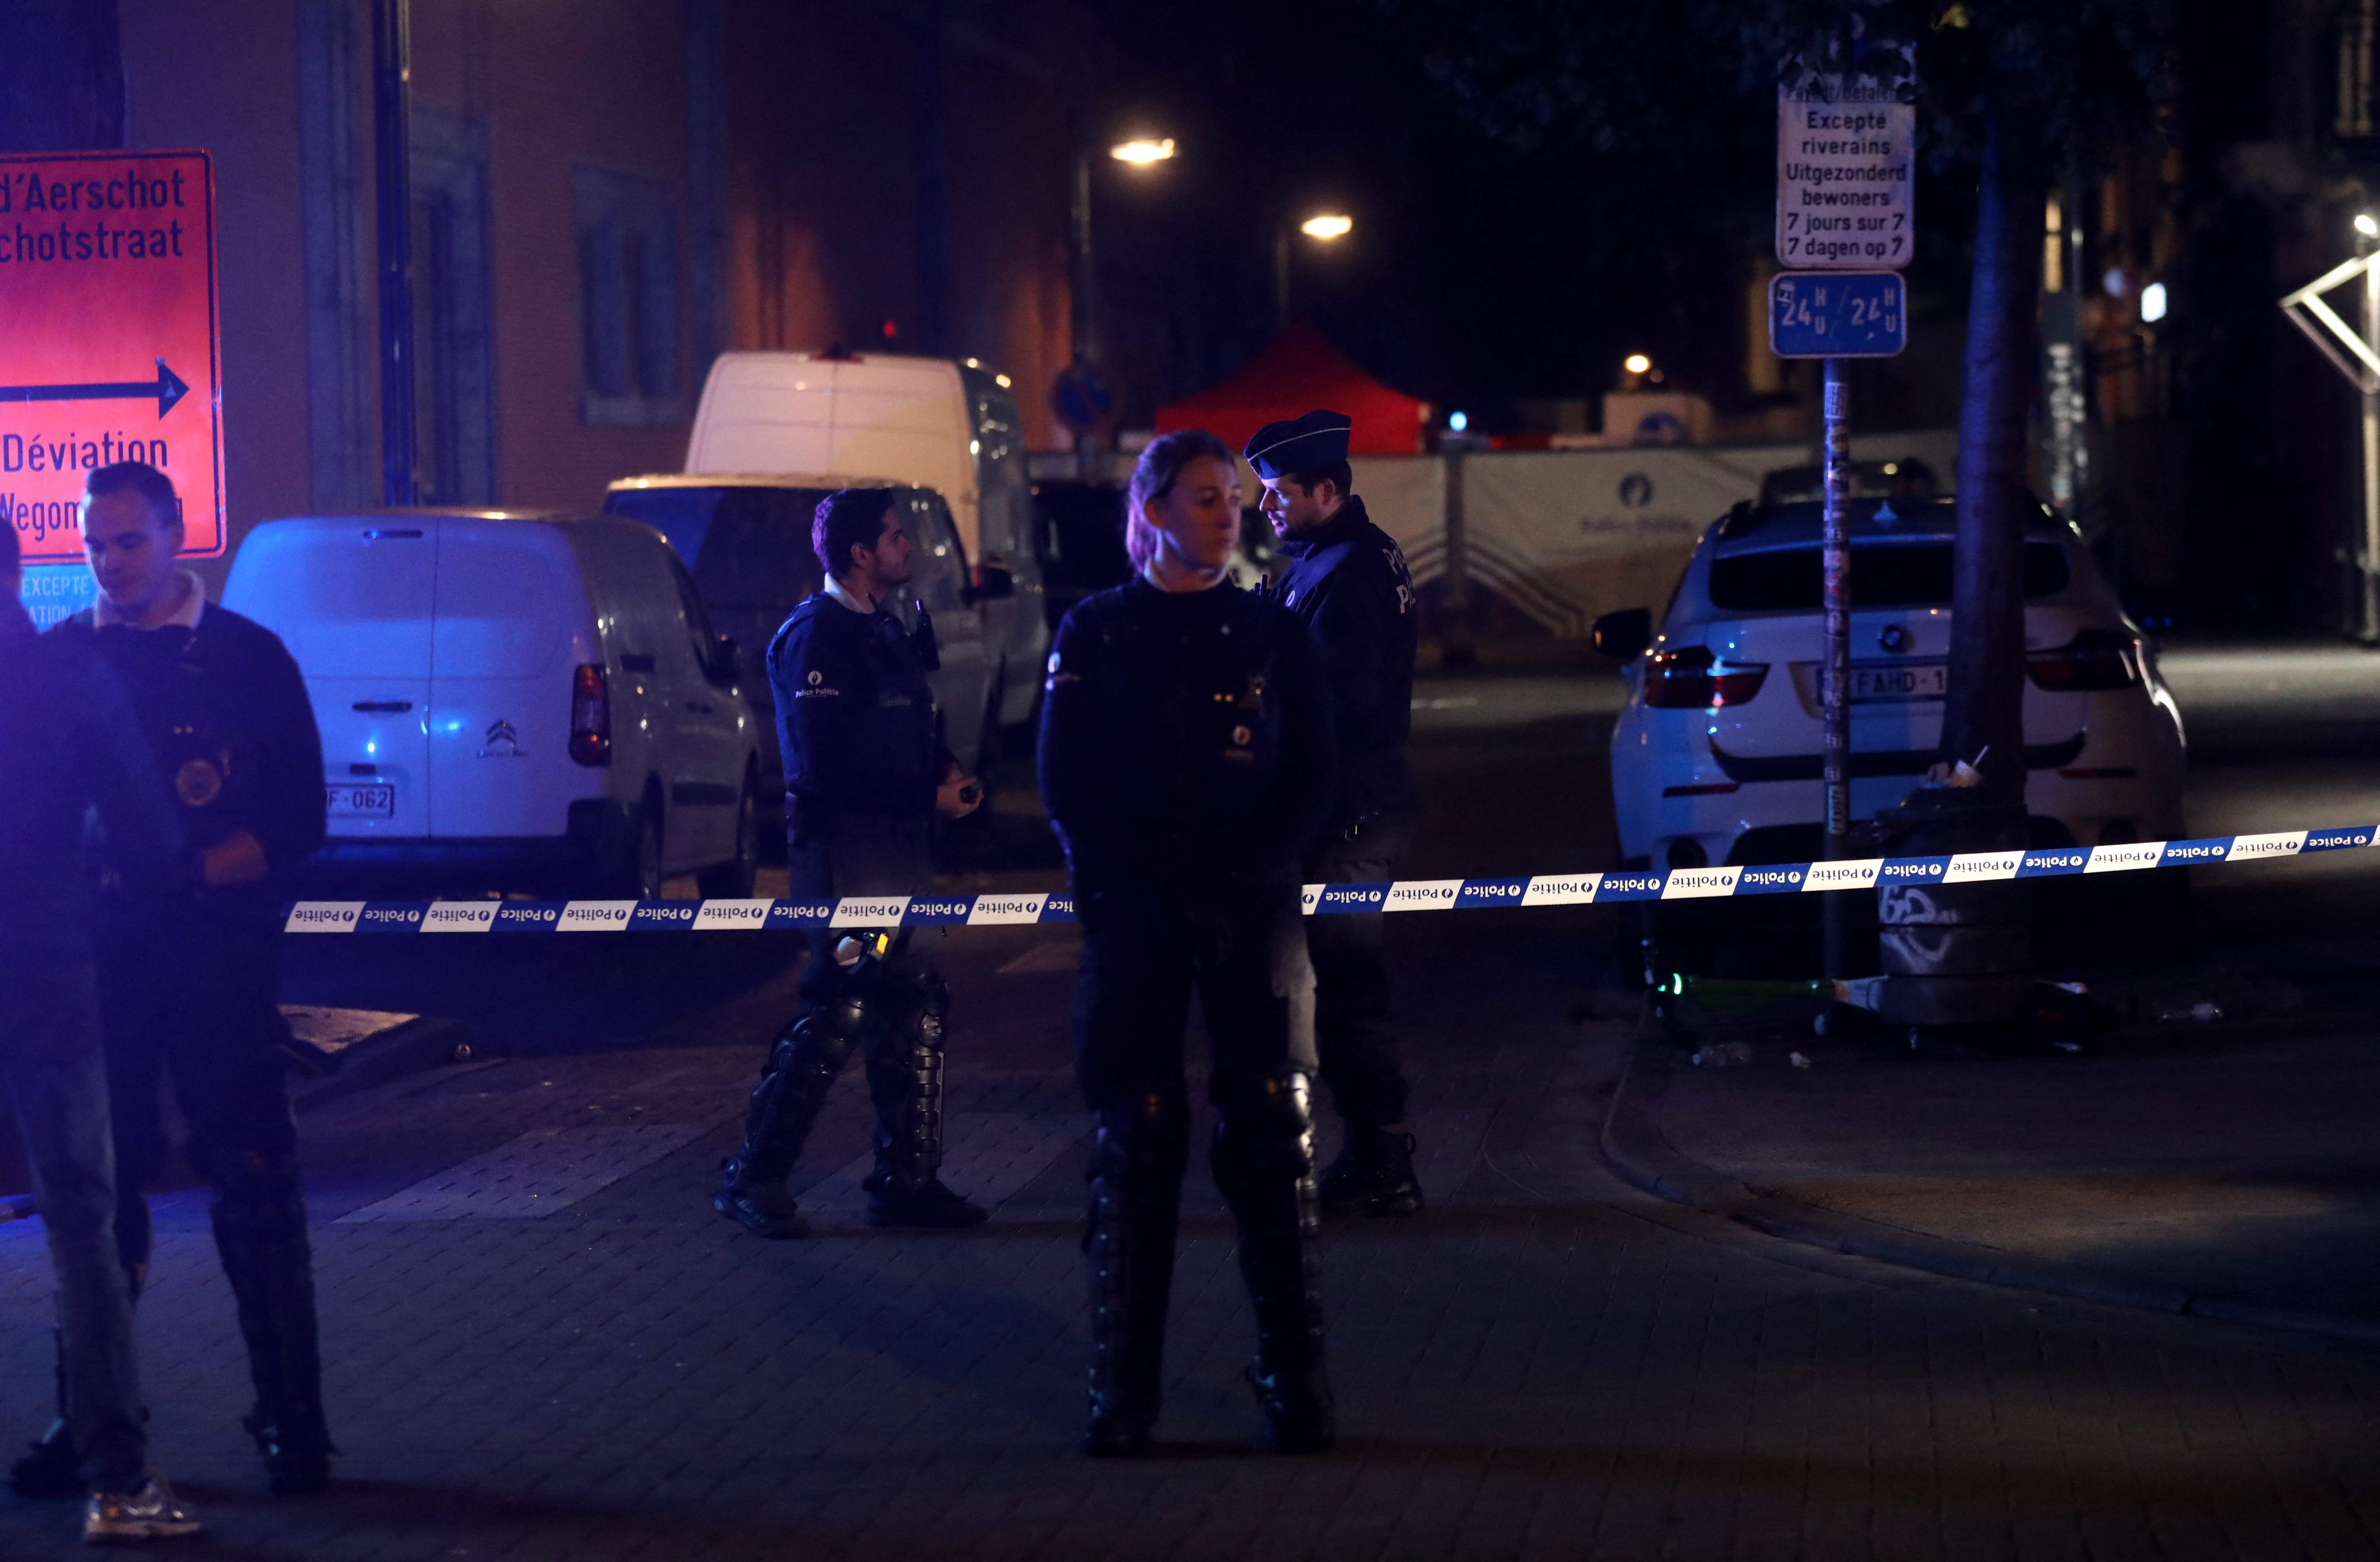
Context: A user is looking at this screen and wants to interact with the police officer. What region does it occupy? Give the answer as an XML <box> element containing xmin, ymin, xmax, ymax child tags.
<box><xmin>17</xmin><ymin>461</ymin><xmax>335</xmax><ymax>1498</ymax></box>
<box><xmin>0</xmin><ymin>514</ymin><xmax>202</xmax><ymax>1539</ymax></box>
<box><xmin>714</xmin><ymin>488</ymin><xmax>988</xmax><ymax>1238</ymax></box>
<box><xmin>1248</xmin><ymin>410</ymin><xmax>1425</xmax><ymax>1218</ymax></box>
<box><xmin>1040</xmin><ymin>429</ymin><xmax>1338</xmax><ymax>1457</ymax></box>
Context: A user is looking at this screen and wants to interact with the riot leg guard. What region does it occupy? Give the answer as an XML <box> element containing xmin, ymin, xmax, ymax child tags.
<box><xmin>1081</xmin><ymin>1084</ymin><xmax>1189</xmax><ymax>1456</ymax></box>
<box><xmin>714</xmin><ymin>1007</ymin><xmax>859</xmax><ymax>1239</ymax></box>
<box><xmin>1212</xmin><ymin>1071</ymin><xmax>1334</xmax><ymax>1454</ymax></box>
<box><xmin>209</xmin><ymin>1148</ymin><xmax>336</xmax><ymax>1494</ymax></box>
<box><xmin>861</xmin><ymin>970</ymin><xmax>985</xmax><ymax>1229</ymax></box>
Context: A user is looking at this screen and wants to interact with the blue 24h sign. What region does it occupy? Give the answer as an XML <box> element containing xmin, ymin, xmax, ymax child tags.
<box><xmin>1768</xmin><ymin>271</ymin><xmax>1907</xmax><ymax>359</ymax></box>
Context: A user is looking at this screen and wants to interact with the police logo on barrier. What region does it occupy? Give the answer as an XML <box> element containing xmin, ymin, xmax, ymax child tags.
<box><xmin>1943</xmin><ymin>851</ymin><xmax>2023</xmax><ymax>882</ymax></box>
<box><xmin>1736</xmin><ymin>865</ymin><xmax>1806</xmax><ymax>894</ymax></box>
<box><xmin>965</xmin><ymin>894</ymin><xmax>1047</xmax><ymax>926</ymax></box>
<box><xmin>832</xmin><ymin>897</ymin><xmax>908</xmax><ymax>927</ymax></box>
<box><xmin>1043</xmin><ymin>896</ymin><xmax>1076</xmax><ymax>921</ymax></box>
<box><xmin>1660</xmin><ymin>867</ymin><xmax>1742</xmax><ymax>899</ymax></box>
<box><xmin>1455</xmin><ymin>879</ymin><xmax>1527</xmax><ymax>906</ymax></box>
<box><xmin>2017</xmin><ymin>850</ymin><xmax>2089</xmax><ymax>878</ymax></box>
<box><xmin>1592</xmin><ymin>873</ymin><xmax>1667</xmax><ymax>901</ymax></box>
<box><xmin>2084</xmin><ymin>842</ymin><xmax>2165</xmax><ymax>874</ymax></box>
<box><xmin>629</xmin><ymin>903</ymin><xmax>696</xmax><ymax>929</ymax></box>
<box><xmin>2226</xmin><ymin>831</ymin><xmax>2306</xmax><ymax>860</ymax></box>
<box><xmin>1521</xmin><ymin>874</ymin><xmax>1602</xmax><ymax>906</ymax></box>
<box><xmin>1801</xmin><ymin>859</ymin><xmax>1882</xmax><ymax>891</ymax></box>
<box><xmin>284</xmin><ymin>901</ymin><xmax>364</xmax><ymax>933</ymax></box>
<box><xmin>1301</xmin><ymin>883</ymin><xmax>1323</xmax><ymax>915</ymax></box>
<box><xmin>1878</xmin><ymin>857</ymin><xmax>1948</xmax><ymax>881</ymax></box>
<box><xmin>421</xmin><ymin>902</ymin><xmax>499</xmax><ymax>933</ymax></box>
<box><xmin>2158</xmin><ymin>840</ymin><xmax>2228</xmax><ymax>865</ymax></box>
<box><xmin>494</xmin><ymin>903</ymin><xmax>563</xmax><ymax>931</ymax></box>
<box><xmin>1384</xmin><ymin>880</ymin><xmax>1462</xmax><ymax>911</ymax></box>
<box><xmin>361</xmin><ymin>904</ymin><xmax>424</xmax><ymax>931</ymax></box>
<box><xmin>691</xmin><ymin>900</ymin><xmax>771</xmax><ymax>931</ymax></box>
<box><xmin>765</xmin><ymin>901</ymin><xmax>834</xmax><ymax>929</ymax></box>
<box><xmin>905</xmin><ymin>898</ymin><xmax>973</xmax><ymax>924</ymax></box>
<box><xmin>2305</xmin><ymin>828</ymin><xmax>2376</xmax><ymax>851</ymax></box>
<box><xmin>1316</xmin><ymin>885</ymin><xmax>1389</xmax><ymax>914</ymax></box>
<box><xmin>557</xmin><ymin>901</ymin><xmax>636</xmax><ymax>932</ymax></box>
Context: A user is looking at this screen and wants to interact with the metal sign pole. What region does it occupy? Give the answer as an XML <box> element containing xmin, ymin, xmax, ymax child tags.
<box><xmin>2364</xmin><ymin>259</ymin><xmax>2380</xmax><ymax>642</ymax></box>
<box><xmin>1821</xmin><ymin>358</ymin><xmax>1851</xmax><ymax>978</ymax></box>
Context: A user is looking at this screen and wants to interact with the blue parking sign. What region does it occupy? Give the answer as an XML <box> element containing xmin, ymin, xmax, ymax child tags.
<box><xmin>1769</xmin><ymin>271</ymin><xmax>1906</xmax><ymax>358</ymax></box>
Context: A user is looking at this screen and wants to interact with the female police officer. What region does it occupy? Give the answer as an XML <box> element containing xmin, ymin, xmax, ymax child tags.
<box><xmin>1038</xmin><ymin>430</ymin><xmax>1337</xmax><ymax>1457</ymax></box>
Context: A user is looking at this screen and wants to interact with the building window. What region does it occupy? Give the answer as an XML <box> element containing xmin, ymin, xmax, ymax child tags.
<box><xmin>574</xmin><ymin>165</ymin><xmax>688</xmax><ymax>426</ymax></box>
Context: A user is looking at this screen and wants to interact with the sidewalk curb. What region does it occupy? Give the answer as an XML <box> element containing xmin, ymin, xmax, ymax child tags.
<box><xmin>1599</xmin><ymin>999</ymin><xmax>2380</xmax><ymax>1349</ymax></box>
<box><xmin>291</xmin><ymin>1016</ymin><xmax>473</xmax><ymax>1112</ymax></box>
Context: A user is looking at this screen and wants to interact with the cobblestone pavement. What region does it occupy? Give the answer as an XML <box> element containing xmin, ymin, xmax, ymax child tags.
<box><xmin>0</xmin><ymin>905</ymin><xmax>2376</xmax><ymax>1560</ymax></box>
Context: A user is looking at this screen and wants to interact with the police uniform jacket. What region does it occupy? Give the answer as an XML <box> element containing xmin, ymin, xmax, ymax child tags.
<box><xmin>1037</xmin><ymin>576</ymin><xmax>1335</xmax><ymax>901</ymax></box>
<box><xmin>56</xmin><ymin>592</ymin><xmax>325</xmax><ymax>925</ymax></box>
<box><xmin>0</xmin><ymin>598</ymin><xmax>182</xmax><ymax>958</ymax></box>
<box><xmin>767</xmin><ymin>589</ymin><xmax>949</xmax><ymax>834</ymax></box>
<box><xmin>1269</xmin><ymin>495</ymin><xmax>1419</xmax><ymax>830</ymax></box>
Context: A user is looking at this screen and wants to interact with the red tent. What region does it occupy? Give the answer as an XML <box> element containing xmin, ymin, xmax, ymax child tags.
<box><xmin>1154</xmin><ymin>323</ymin><xmax>1428</xmax><ymax>456</ymax></box>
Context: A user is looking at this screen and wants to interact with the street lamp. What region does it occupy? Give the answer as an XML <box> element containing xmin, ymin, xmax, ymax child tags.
<box><xmin>2280</xmin><ymin>212</ymin><xmax>2380</xmax><ymax>642</ymax></box>
<box><xmin>1275</xmin><ymin>214</ymin><xmax>1355</xmax><ymax>327</ymax></box>
<box><xmin>1623</xmin><ymin>353</ymin><xmax>1653</xmax><ymax>376</ymax></box>
<box><xmin>1299</xmin><ymin>213</ymin><xmax>1353</xmax><ymax>240</ymax></box>
<box><xmin>1110</xmin><ymin>137</ymin><xmax>1176</xmax><ymax>165</ymax></box>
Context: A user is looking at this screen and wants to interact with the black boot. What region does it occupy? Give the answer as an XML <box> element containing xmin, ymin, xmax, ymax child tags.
<box><xmin>1318</xmin><ymin>1126</ymin><xmax>1424</xmax><ymax>1220</ymax></box>
<box><xmin>1081</xmin><ymin>1086</ymin><xmax>1188</xmax><ymax>1456</ymax></box>
<box><xmin>862</xmin><ymin>979</ymin><xmax>986</xmax><ymax>1229</ymax></box>
<box><xmin>210</xmin><ymin>1150</ymin><xmax>338</xmax><ymax>1495</ymax></box>
<box><xmin>715</xmin><ymin>1011</ymin><xmax>857</xmax><ymax>1238</ymax></box>
<box><xmin>1215</xmin><ymin>1073</ymin><xmax>1335</xmax><ymax>1454</ymax></box>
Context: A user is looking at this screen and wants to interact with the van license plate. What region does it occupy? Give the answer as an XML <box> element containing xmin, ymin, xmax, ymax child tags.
<box><xmin>1849</xmin><ymin>663</ymin><xmax>1948</xmax><ymax>701</ymax></box>
<box><xmin>326</xmin><ymin>783</ymin><xmax>395</xmax><ymax>818</ymax></box>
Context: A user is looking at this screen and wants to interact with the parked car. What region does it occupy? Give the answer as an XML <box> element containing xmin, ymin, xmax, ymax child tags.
<box><xmin>683</xmin><ymin>351</ymin><xmax>1046</xmax><ymax>731</ymax></box>
<box><xmin>1757</xmin><ymin>458</ymin><xmax>1938</xmax><ymax>509</ymax></box>
<box><xmin>223</xmin><ymin>509</ymin><xmax>765</xmax><ymax>899</ymax></box>
<box><xmin>1595</xmin><ymin>494</ymin><xmax>2186</xmax><ymax>872</ymax></box>
<box><xmin>603</xmin><ymin>473</ymin><xmax>1001</xmax><ymax>807</ymax></box>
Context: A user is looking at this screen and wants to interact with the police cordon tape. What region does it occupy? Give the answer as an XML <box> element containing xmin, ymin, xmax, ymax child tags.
<box><xmin>281</xmin><ymin>825</ymin><xmax>2378</xmax><ymax>934</ymax></box>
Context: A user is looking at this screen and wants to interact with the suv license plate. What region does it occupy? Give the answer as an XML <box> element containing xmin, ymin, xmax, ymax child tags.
<box><xmin>326</xmin><ymin>783</ymin><xmax>396</xmax><ymax>818</ymax></box>
<box><xmin>1849</xmin><ymin>663</ymin><xmax>1948</xmax><ymax>702</ymax></box>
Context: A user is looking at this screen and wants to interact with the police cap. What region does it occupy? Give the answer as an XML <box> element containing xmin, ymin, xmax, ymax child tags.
<box><xmin>1243</xmin><ymin>409</ymin><xmax>1352</xmax><ymax>481</ymax></box>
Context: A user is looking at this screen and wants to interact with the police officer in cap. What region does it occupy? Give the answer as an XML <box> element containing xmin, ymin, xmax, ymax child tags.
<box><xmin>714</xmin><ymin>488</ymin><xmax>989</xmax><ymax>1238</ymax></box>
<box><xmin>17</xmin><ymin>461</ymin><xmax>336</xmax><ymax>1497</ymax></box>
<box><xmin>1247</xmin><ymin>410</ymin><xmax>1426</xmax><ymax>1219</ymax></box>
<box><xmin>1041</xmin><ymin>429</ymin><xmax>1338</xmax><ymax>1456</ymax></box>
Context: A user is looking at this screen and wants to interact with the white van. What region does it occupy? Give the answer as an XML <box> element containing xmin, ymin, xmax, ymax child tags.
<box><xmin>683</xmin><ymin>352</ymin><xmax>1045</xmax><ymax>729</ymax></box>
<box><xmin>223</xmin><ymin>509</ymin><xmax>765</xmax><ymax>899</ymax></box>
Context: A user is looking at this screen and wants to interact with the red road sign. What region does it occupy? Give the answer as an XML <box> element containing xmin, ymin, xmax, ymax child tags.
<box><xmin>0</xmin><ymin>150</ymin><xmax>222</xmax><ymax>566</ymax></box>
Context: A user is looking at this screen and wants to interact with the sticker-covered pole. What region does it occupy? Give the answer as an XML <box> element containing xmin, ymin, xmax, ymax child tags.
<box><xmin>1821</xmin><ymin>356</ymin><xmax>1852</xmax><ymax>978</ymax></box>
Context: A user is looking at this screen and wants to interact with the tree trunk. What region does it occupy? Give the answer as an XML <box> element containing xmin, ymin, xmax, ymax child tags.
<box><xmin>1941</xmin><ymin>93</ymin><xmax>2044</xmax><ymax>803</ymax></box>
<box><xmin>0</xmin><ymin>0</ymin><xmax>124</xmax><ymax>153</ymax></box>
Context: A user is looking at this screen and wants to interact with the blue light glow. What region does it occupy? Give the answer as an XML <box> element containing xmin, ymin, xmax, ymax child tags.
<box><xmin>1448</xmin><ymin>411</ymin><xmax>1469</xmax><ymax>433</ymax></box>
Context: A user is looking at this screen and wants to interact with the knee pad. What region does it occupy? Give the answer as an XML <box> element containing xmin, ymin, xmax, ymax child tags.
<box><xmin>775</xmin><ymin>1008</ymin><xmax>861</xmax><ymax>1077</ymax></box>
<box><xmin>1212</xmin><ymin>1072</ymin><xmax>1316</xmax><ymax>1186</ymax></box>
<box><xmin>1091</xmin><ymin>1083</ymin><xmax>1191</xmax><ymax>1186</ymax></box>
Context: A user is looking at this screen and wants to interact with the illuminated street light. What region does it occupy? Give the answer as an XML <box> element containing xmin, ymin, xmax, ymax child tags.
<box><xmin>1448</xmin><ymin>410</ymin><xmax>1469</xmax><ymax>433</ymax></box>
<box><xmin>1623</xmin><ymin>353</ymin><xmax>1653</xmax><ymax>376</ymax></box>
<box><xmin>1300</xmin><ymin>214</ymin><xmax>1352</xmax><ymax>240</ymax></box>
<box><xmin>1109</xmin><ymin>137</ymin><xmax>1176</xmax><ymax>165</ymax></box>
<box><xmin>2357</xmin><ymin>212</ymin><xmax>2379</xmax><ymax>239</ymax></box>
<box><xmin>2140</xmin><ymin>281</ymin><xmax>2168</xmax><ymax>324</ymax></box>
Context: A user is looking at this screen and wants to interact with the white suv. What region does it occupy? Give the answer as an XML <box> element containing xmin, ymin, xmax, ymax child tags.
<box><xmin>1600</xmin><ymin>496</ymin><xmax>2186</xmax><ymax>870</ymax></box>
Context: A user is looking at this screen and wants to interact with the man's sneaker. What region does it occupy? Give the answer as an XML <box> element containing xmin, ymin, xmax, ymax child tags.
<box><xmin>11</xmin><ymin>1419</ymin><xmax>81</xmax><ymax>1499</ymax></box>
<box><xmin>868</xmin><ymin>1176</ymin><xmax>989</xmax><ymax>1229</ymax></box>
<box><xmin>83</xmin><ymin>1473</ymin><xmax>200</xmax><ymax>1541</ymax></box>
<box><xmin>713</xmin><ymin>1161</ymin><xmax>810</xmax><ymax>1239</ymax></box>
<box><xmin>1318</xmin><ymin>1129</ymin><xmax>1424</xmax><ymax>1220</ymax></box>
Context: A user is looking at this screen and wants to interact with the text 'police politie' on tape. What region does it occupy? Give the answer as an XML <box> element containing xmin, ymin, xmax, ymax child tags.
<box><xmin>281</xmin><ymin>827</ymin><xmax>2377</xmax><ymax>933</ymax></box>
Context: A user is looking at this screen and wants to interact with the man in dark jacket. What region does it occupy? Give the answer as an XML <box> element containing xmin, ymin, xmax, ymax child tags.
<box><xmin>17</xmin><ymin>461</ymin><xmax>335</xmax><ymax>1500</ymax></box>
<box><xmin>1249</xmin><ymin>410</ymin><xmax>1426</xmax><ymax>1218</ymax></box>
<box><xmin>0</xmin><ymin>511</ymin><xmax>203</xmax><ymax>1537</ymax></box>
<box><xmin>713</xmin><ymin>488</ymin><xmax>988</xmax><ymax>1238</ymax></box>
